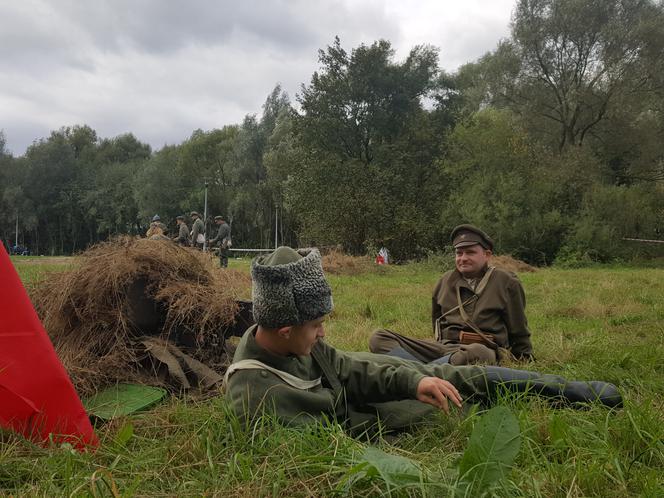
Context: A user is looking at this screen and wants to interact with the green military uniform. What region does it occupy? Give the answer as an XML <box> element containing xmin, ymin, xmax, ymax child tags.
<box><xmin>226</xmin><ymin>324</ymin><xmax>490</xmax><ymax>432</ymax></box>
<box><xmin>225</xmin><ymin>246</ymin><xmax>621</xmax><ymax>434</ymax></box>
<box><xmin>370</xmin><ymin>225</ymin><xmax>533</xmax><ymax>365</ymax></box>
<box><xmin>190</xmin><ymin>214</ymin><xmax>205</xmax><ymax>249</ymax></box>
<box><xmin>173</xmin><ymin>221</ymin><xmax>189</xmax><ymax>246</ymax></box>
<box><xmin>209</xmin><ymin>219</ymin><xmax>231</xmax><ymax>267</ymax></box>
<box><xmin>432</xmin><ymin>266</ymin><xmax>533</xmax><ymax>356</ymax></box>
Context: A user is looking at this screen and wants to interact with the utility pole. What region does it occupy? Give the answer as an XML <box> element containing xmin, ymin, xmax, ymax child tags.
<box><xmin>203</xmin><ymin>180</ymin><xmax>209</xmax><ymax>252</ymax></box>
<box><xmin>274</xmin><ymin>206</ymin><xmax>278</xmax><ymax>249</ymax></box>
<box><xmin>15</xmin><ymin>211</ymin><xmax>19</xmax><ymax>247</ymax></box>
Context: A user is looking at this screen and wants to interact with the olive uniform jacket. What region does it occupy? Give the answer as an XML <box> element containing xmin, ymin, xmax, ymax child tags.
<box><xmin>209</xmin><ymin>222</ymin><xmax>230</xmax><ymax>247</ymax></box>
<box><xmin>174</xmin><ymin>223</ymin><xmax>189</xmax><ymax>245</ymax></box>
<box><xmin>190</xmin><ymin>218</ymin><xmax>205</xmax><ymax>245</ymax></box>
<box><xmin>226</xmin><ymin>325</ymin><xmax>491</xmax><ymax>434</ymax></box>
<box><xmin>431</xmin><ymin>267</ymin><xmax>533</xmax><ymax>359</ymax></box>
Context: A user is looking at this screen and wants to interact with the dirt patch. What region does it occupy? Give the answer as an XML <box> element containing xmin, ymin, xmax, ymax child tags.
<box><xmin>492</xmin><ymin>255</ymin><xmax>537</xmax><ymax>273</ymax></box>
<box><xmin>30</xmin><ymin>236</ymin><xmax>252</xmax><ymax>397</ymax></box>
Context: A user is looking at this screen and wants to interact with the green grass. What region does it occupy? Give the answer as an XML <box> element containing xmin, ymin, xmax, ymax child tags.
<box><xmin>3</xmin><ymin>257</ymin><xmax>663</xmax><ymax>496</ymax></box>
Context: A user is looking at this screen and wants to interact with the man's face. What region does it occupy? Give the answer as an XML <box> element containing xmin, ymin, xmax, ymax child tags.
<box><xmin>215</xmin><ymin>219</ymin><xmax>222</xmax><ymax>225</ymax></box>
<box><xmin>283</xmin><ymin>317</ymin><xmax>326</xmax><ymax>356</ymax></box>
<box><xmin>455</xmin><ymin>244</ymin><xmax>491</xmax><ymax>277</ymax></box>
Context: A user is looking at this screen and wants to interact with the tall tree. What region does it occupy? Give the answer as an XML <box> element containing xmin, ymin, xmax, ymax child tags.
<box><xmin>459</xmin><ymin>0</ymin><xmax>664</xmax><ymax>153</ymax></box>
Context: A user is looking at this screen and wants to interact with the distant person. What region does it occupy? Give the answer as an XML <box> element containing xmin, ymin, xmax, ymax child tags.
<box><xmin>172</xmin><ymin>215</ymin><xmax>190</xmax><ymax>246</ymax></box>
<box><xmin>189</xmin><ymin>211</ymin><xmax>205</xmax><ymax>249</ymax></box>
<box><xmin>208</xmin><ymin>215</ymin><xmax>231</xmax><ymax>267</ymax></box>
<box><xmin>369</xmin><ymin>225</ymin><xmax>534</xmax><ymax>366</ymax></box>
<box><xmin>376</xmin><ymin>246</ymin><xmax>389</xmax><ymax>265</ymax></box>
<box><xmin>224</xmin><ymin>246</ymin><xmax>620</xmax><ymax>434</ymax></box>
<box><xmin>146</xmin><ymin>214</ymin><xmax>167</xmax><ymax>238</ymax></box>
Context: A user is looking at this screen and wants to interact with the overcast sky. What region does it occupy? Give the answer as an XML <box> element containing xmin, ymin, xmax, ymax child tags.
<box><xmin>0</xmin><ymin>0</ymin><xmax>515</xmax><ymax>156</ymax></box>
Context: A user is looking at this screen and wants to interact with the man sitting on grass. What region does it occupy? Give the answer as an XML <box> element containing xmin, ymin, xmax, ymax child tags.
<box><xmin>370</xmin><ymin>224</ymin><xmax>533</xmax><ymax>365</ymax></box>
<box><xmin>225</xmin><ymin>247</ymin><xmax>621</xmax><ymax>434</ymax></box>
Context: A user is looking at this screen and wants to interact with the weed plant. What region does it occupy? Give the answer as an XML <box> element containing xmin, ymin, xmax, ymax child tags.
<box><xmin>2</xmin><ymin>257</ymin><xmax>663</xmax><ymax>496</ymax></box>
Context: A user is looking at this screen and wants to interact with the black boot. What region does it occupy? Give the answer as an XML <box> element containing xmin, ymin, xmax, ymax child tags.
<box><xmin>485</xmin><ymin>366</ymin><xmax>623</xmax><ymax>408</ymax></box>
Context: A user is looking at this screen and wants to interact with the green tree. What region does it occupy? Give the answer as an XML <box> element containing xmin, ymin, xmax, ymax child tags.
<box><xmin>291</xmin><ymin>38</ymin><xmax>450</xmax><ymax>257</ymax></box>
<box><xmin>459</xmin><ymin>0</ymin><xmax>664</xmax><ymax>155</ymax></box>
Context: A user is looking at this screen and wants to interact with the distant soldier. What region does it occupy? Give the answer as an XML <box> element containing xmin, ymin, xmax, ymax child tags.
<box><xmin>208</xmin><ymin>215</ymin><xmax>232</xmax><ymax>267</ymax></box>
<box><xmin>146</xmin><ymin>214</ymin><xmax>168</xmax><ymax>237</ymax></box>
<box><xmin>172</xmin><ymin>215</ymin><xmax>190</xmax><ymax>246</ymax></box>
<box><xmin>190</xmin><ymin>211</ymin><xmax>205</xmax><ymax>249</ymax></box>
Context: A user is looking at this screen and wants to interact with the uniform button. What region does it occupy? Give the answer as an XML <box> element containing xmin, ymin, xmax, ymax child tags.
<box><xmin>260</xmin><ymin>371</ymin><xmax>268</xmax><ymax>378</ymax></box>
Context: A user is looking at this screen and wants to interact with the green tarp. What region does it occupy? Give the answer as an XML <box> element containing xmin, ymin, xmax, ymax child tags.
<box><xmin>84</xmin><ymin>383</ymin><xmax>167</xmax><ymax>420</ymax></box>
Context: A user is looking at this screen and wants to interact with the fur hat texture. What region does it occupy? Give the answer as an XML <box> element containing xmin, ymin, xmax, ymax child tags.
<box><xmin>251</xmin><ymin>246</ymin><xmax>333</xmax><ymax>328</ymax></box>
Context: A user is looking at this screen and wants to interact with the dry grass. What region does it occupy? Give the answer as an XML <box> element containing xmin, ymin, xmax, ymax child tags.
<box><xmin>30</xmin><ymin>236</ymin><xmax>251</xmax><ymax>396</ymax></box>
<box><xmin>321</xmin><ymin>248</ymin><xmax>376</xmax><ymax>275</ymax></box>
<box><xmin>491</xmin><ymin>254</ymin><xmax>537</xmax><ymax>273</ymax></box>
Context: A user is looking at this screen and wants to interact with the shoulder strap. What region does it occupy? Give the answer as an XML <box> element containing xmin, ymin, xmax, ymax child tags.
<box><xmin>435</xmin><ymin>267</ymin><xmax>495</xmax><ymax>340</ymax></box>
<box><xmin>455</xmin><ymin>267</ymin><xmax>498</xmax><ymax>350</ymax></box>
<box><xmin>223</xmin><ymin>359</ymin><xmax>322</xmax><ymax>390</ymax></box>
<box><xmin>311</xmin><ymin>342</ymin><xmax>343</xmax><ymax>394</ymax></box>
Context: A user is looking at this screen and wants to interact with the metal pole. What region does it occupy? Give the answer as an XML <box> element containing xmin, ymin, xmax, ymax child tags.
<box><xmin>203</xmin><ymin>180</ymin><xmax>209</xmax><ymax>252</ymax></box>
<box><xmin>274</xmin><ymin>206</ymin><xmax>278</xmax><ymax>249</ymax></box>
<box><xmin>15</xmin><ymin>211</ymin><xmax>19</xmax><ymax>247</ymax></box>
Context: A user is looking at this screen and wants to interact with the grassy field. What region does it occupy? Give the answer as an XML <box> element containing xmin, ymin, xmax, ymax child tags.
<box><xmin>3</xmin><ymin>256</ymin><xmax>663</xmax><ymax>497</ymax></box>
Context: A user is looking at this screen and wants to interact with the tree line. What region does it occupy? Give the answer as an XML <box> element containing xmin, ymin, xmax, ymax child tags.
<box><xmin>1</xmin><ymin>0</ymin><xmax>663</xmax><ymax>263</ymax></box>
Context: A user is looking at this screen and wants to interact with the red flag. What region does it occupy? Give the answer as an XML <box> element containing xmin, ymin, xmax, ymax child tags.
<box><xmin>0</xmin><ymin>245</ymin><xmax>98</xmax><ymax>449</ymax></box>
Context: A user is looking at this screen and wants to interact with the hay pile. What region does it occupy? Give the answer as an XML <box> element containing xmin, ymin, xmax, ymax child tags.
<box><xmin>31</xmin><ymin>236</ymin><xmax>251</xmax><ymax>396</ymax></box>
<box><xmin>491</xmin><ymin>255</ymin><xmax>537</xmax><ymax>273</ymax></box>
<box><xmin>321</xmin><ymin>248</ymin><xmax>375</xmax><ymax>275</ymax></box>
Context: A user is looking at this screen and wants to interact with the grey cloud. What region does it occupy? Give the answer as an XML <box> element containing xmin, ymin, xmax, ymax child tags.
<box><xmin>0</xmin><ymin>1</ymin><xmax>511</xmax><ymax>155</ymax></box>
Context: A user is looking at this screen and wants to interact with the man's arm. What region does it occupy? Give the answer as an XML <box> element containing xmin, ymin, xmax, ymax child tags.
<box><xmin>191</xmin><ymin>220</ymin><xmax>202</xmax><ymax>242</ymax></box>
<box><xmin>504</xmin><ymin>278</ymin><xmax>534</xmax><ymax>359</ymax></box>
<box><xmin>208</xmin><ymin>226</ymin><xmax>222</xmax><ymax>245</ymax></box>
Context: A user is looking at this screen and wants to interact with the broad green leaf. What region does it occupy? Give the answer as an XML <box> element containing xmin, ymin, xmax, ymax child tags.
<box><xmin>458</xmin><ymin>406</ymin><xmax>521</xmax><ymax>493</ymax></box>
<box><xmin>360</xmin><ymin>446</ymin><xmax>423</xmax><ymax>488</ymax></box>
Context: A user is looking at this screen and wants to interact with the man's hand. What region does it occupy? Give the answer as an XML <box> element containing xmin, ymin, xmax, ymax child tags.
<box><xmin>416</xmin><ymin>377</ymin><xmax>463</xmax><ymax>413</ymax></box>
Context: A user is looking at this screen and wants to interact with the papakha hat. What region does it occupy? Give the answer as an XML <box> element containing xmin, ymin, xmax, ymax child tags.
<box><xmin>451</xmin><ymin>224</ymin><xmax>494</xmax><ymax>250</ymax></box>
<box><xmin>251</xmin><ymin>246</ymin><xmax>333</xmax><ymax>328</ymax></box>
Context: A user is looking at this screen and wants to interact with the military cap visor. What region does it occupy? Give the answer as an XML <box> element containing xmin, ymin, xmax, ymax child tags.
<box><xmin>451</xmin><ymin>224</ymin><xmax>494</xmax><ymax>250</ymax></box>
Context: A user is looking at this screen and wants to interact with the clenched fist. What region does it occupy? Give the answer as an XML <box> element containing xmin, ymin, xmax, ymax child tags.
<box><xmin>416</xmin><ymin>377</ymin><xmax>463</xmax><ymax>413</ymax></box>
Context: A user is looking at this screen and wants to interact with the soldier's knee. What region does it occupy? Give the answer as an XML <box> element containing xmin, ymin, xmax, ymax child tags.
<box><xmin>368</xmin><ymin>329</ymin><xmax>399</xmax><ymax>354</ymax></box>
<box><xmin>450</xmin><ymin>343</ymin><xmax>497</xmax><ymax>366</ymax></box>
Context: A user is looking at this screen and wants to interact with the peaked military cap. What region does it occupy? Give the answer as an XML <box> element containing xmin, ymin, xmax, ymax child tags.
<box><xmin>451</xmin><ymin>224</ymin><xmax>494</xmax><ymax>250</ymax></box>
<box><xmin>190</xmin><ymin>211</ymin><xmax>200</xmax><ymax>217</ymax></box>
<box><xmin>176</xmin><ymin>215</ymin><xmax>185</xmax><ymax>221</ymax></box>
<box><xmin>214</xmin><ymin>215</ymin><xmax>224</xmax><ymax>221</ymax></box>
<box><xmin>152</xmin><ymin>214</ymin><xmax>161</xmax><ymax>222</ymax></box>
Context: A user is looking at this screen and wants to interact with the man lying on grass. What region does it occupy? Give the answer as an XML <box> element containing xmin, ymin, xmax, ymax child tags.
<box><xmin>225</xmin><ymin>247</ymin><xmax>622</xmax><ymax>435</ymax></box>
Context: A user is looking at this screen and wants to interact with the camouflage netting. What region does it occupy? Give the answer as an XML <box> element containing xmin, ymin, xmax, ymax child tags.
<box><xmin>29</xmin><ymin>236</ymin><xmax>251</xmax><ymax>397</ymax></box>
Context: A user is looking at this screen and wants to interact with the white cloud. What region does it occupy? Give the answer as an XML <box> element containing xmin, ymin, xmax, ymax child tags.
<box><xmin>0</xmin><ymin>0</ymin><xmax>514</xmax><ymax>155</ymax></box>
